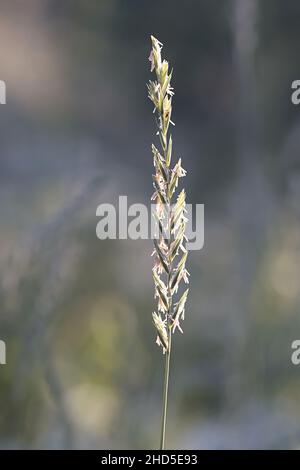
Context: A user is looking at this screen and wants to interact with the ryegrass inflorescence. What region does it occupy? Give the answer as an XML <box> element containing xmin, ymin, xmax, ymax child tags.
<box><xmin>147</xmin><ymin>35</ymin><xmax>189</xmax><ymax>449</ymax></box>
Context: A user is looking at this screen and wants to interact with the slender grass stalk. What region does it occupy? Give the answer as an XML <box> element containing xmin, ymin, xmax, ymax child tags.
<box><xmin>147</xmin><ymin>36</ymin><xmax>189</xmax><ymax>450</ymax></box>
<box><xmin>160</xmin><ymin>326</ymin><xmax>171</xmax><ymax>449</ymax></box>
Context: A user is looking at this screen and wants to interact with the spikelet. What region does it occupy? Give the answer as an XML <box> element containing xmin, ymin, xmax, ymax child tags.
<box><xmin>148</xmin><ymin>36</ymin><xmax>189</xmax><ymax>353</ymax></box>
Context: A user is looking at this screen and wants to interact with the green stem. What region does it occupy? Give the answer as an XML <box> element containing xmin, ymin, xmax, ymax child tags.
<box><xmin>158</xmin><ymin>95</ymin><xmax>173</xmax><ymax>450</ymax></box>
<box><xmin>160</xmin><ymin>165</ymin><xmax>173</xmax><ymax>450</ymax></box>
<box><xmin>160</xmin><ymin>326</ymin><xmax>172</xmax><ymax>450</ymax></box>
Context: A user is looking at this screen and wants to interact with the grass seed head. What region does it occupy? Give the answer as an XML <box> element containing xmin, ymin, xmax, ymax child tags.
<box><xmin>148</xmin><ymin>36</ymin><xmax>189</xmax><ymax>353</ymax></box>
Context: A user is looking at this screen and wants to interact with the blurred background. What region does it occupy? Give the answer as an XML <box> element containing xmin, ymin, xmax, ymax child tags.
<box><xmin>1</xmin><ymin>0</ymin><xmax>300</xmax><ymax>450</ymax></box>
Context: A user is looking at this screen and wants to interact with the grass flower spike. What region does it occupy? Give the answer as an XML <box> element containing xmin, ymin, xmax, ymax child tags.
<box><xmin>147</xmin><ymin>35</ymin><xmax>189</xmax><ymax>449</ymax></box>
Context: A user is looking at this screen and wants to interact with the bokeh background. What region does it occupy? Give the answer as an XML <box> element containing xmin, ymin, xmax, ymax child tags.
<box><xmin>1</xmin><ymin>0</ymin><xmax>300</xmax><ymax>450</ymax></box>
